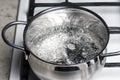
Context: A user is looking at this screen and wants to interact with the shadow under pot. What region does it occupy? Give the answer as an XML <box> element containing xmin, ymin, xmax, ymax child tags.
<box><xmin>2</xmin><ymin>6</ymin><xmax>120</xmax><ymax>80</ymax></box>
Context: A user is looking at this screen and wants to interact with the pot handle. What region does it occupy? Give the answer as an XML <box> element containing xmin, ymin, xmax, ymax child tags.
<box><xmin>1</xmin><ymin>21</ymin><xmax>27</xmax><ymax>51</ymax></box>
<box><xmin>101</xmin><ymin>27</ymin><xmax>120</xmax><ymax>57</ymax></box>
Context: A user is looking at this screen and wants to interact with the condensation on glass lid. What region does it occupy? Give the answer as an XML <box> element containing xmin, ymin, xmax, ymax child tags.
<box><xmin>25</xmin><ymin>8</ymin><xmax>108</xmax><ymax>65</ymax></box>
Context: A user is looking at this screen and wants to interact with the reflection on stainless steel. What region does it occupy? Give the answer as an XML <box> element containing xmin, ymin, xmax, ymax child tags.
<box><xmin>26</xmin><ymin>8</ymin><xmax>108</xmax><ymax>64</ymax></box>
<box><xmin>28</xmin><ymin>52</ymin><xmax>106</xmax><ymax>80</ymax></box>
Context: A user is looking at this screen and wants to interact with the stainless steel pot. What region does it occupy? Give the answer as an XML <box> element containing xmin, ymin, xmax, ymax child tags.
<box><xmin>2</xmin><ymin>6</ymin><xmax>120</xmax><ymax>80</ymax></box>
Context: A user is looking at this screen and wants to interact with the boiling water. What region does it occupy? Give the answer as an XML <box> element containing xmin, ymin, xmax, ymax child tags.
<box><xmin>27</xmin><ymin>24</ymin><xmax>102</xmax><ymax>64</ymax></box>
<box><xmin>26</xmin><ymin>8</ymin><xmax>107</xmax><ymax>65</ymax></box>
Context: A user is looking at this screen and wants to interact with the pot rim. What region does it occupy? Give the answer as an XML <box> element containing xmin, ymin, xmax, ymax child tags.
<box><xmin>23</xmin><ymin>6</ymin><xmax>109</xmax><ymax>66</ymax></box>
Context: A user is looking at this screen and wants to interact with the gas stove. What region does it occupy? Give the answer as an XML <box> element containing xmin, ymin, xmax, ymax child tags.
<box><xmin>9</xmin><ymin>0</ymin><xmax>120</xmax><ymax>80</ymax></box>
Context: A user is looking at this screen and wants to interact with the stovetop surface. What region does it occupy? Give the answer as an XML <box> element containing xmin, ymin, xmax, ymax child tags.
<box><xmin>9</xmin><ymin>0</ymin><xmax>120</xmax><ymax>80</ymax></box>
